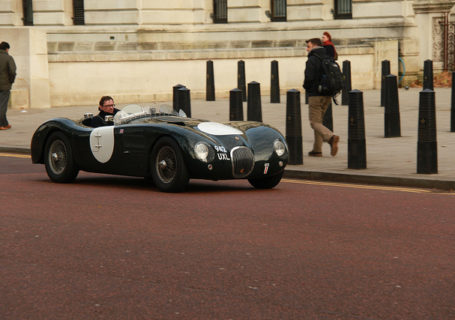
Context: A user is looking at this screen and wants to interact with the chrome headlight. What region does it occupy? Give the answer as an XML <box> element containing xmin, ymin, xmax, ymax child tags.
<box><xmin>273</xmin><ymin>139</ymin><xmax>286</xmax><ymax>157</ymax></box>
<box><xmin>194</xmin><ymin>142</ymin><xmax>210</xmax><ymax>162</ymax></box>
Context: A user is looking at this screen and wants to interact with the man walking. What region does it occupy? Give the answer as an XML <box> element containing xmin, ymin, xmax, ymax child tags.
<box><xmin>0</xmin><ymin>41</ymin><xmax>16</xmax><ymax>130</ymax></box>
<box><xmin>303</xmin><ymin>38</ymin><xmax>339</xmax><ymax>157</ymax></box>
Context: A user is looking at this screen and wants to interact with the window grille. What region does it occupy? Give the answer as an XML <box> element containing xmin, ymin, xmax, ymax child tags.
<box><xmin>73</xmin><ymin>0</ymin><xmax>85</xmax><ymax>25</ymax></box>
<box><xmin>271</xmin><ymin>0</ymin><xmax>287</xmax><ymax>22</ymax></box>
<box><xmin>23</xmin><ymin>0</ymin><xmax>33</xmax><ymax>26</ymax></box>
<box><xmin>213</xmin><ymin>0</ymin><xmax>227</xmax><ymax>23</ymax></box>
<box><xmin>334</xmin><ymin>0</ymin><xmax>352</xmax><ymax>19</ymax></box>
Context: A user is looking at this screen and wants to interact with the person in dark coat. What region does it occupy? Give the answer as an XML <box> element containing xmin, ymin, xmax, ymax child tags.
<box><xmin>0</xmin><ymin>42</ymin><xmax>16</xmax><ymax>130</ymax></box>
<box><xmin>90</xmin><ymin>96</ymin><xmax>120</xmax><ymax>128</ymax></box>
<box><xmin>303</xmin><ymin>38</ymin><xmax>339</xmax><ymax>157</ymax></box>
<box><xmin>322</xmin><ymin>31</ymin><xmax>337</xmax><ymax>60</ymax></box>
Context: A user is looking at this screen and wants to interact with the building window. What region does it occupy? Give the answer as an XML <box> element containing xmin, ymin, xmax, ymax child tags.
<box><xmin>334</xmin><ymin>0</ymin><xmax>352</xmax><ymax>19</ymax></box>
<box><xmin>271</xmin><ymin>0</ymin><xmax>287</xmax><ymax>22</ymax></box>
<box><xmin>213</xmin><ymin>0</ymin><xmax>227</xmax><ymax>23</ymax></box>
<box><xmin>23</xmin><ymin>0</ymin><xmax>33</xmax><ymax>26</ymax></box>
<box><xmin>73</xmin><ymin>0</ymin><xmax>85</xmax><ymax>25</ymax></box>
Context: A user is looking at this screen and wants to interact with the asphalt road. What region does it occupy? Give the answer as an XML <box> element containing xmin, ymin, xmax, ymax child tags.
<box><xmin>1</xmin><ymin>154</ymin><xmax>455</xmax><ymax>320</ymax></box>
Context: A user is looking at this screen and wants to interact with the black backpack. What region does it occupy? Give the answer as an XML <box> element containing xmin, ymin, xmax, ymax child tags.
<box><xmin>313</xmin><ymin>52</ymin><xmax>344</xmax><ymax>100</ymax></box>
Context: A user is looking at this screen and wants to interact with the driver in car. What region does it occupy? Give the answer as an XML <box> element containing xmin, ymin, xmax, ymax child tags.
<box><xmin>89</xmin><ymin>96</ymin><xmax>120</xmax><ymax>128</ymax></box>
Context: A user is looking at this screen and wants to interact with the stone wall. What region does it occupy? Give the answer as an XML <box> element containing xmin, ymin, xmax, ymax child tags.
<box><xmin>2</xmin><ymin>28</ymin><xmax>50</xmax><ymax>109</ymax></box>
<box><xmin>47</xmin><ymin>42</ymin><xmax>386</xmax><ymax>107</ymax></box>
<box><xmin>1</xmin><ymin>0</ymin><xmax>453</xmax><ymax>108</ymax></box>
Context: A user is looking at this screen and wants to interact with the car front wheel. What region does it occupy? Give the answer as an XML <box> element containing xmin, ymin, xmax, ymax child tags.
<box><xmin>44</xmin><ymin>132</ymin><xmax>79</xmax><ymax>183</ymax></box>
<box><xmin>150</xmin><ymin>137</ymin><xmax>189</xmax><ymax>192</ymax></box>
<box><xmin>248</xmin><ymin>171</ymin><xmax>283</xmax><ymax>189</ymax></box>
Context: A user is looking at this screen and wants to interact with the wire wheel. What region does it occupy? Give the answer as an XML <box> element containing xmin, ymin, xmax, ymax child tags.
<box><xmin>150</xmin><ymin>137</ymin><xmax>189</xmax><ymax>192</ymax></box>
<box><xmin>155</xmin><ymin>146</ymin><xmax>177</xmax><ymax>184</ymax></box>
<box><xmin>44</xmin><ymin>132</ymin><xmax>79</xmax><ymax>183</ymax></box>
<box><xmin>48</xmin><ymin>139</ymin><xmax>68</xmax><ymax>175</ymax></box>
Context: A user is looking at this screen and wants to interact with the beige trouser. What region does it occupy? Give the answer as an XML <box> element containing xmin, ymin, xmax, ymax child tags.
<box><xmin>308</xmin><ymin>96</ymin><xmax>333</xmax><ymax>152</ymax></box>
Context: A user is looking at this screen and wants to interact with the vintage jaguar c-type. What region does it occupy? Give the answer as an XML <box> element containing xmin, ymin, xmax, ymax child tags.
<box><xmin>31</xmin><ymin>104</ymin><xmax>289</xmax><ymax>192</ymax></box>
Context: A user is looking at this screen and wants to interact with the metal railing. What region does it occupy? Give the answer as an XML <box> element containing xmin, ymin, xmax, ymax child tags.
<box><xmin>271</xmin><ymin>0</ymin><xmax>287</xmax><ymax>22</ymax></box>
<box><xmin>334</xmin><ymin>0</ymin><xmax>352</xmax><ymax>19</ymax></box>
<box><xmin>73</xmin><ymin>0</ymin><xmax>85</xmax><ymax>25</ymax></box>
<box><xmin>22</xmin><ymin>0</ymin><xmax>33</xmax><ymax>26</ymax></box>
<box><xmin>213</xmin><ymin>0</ymin><xmax>227</xmax><ymax>23</ymax></box>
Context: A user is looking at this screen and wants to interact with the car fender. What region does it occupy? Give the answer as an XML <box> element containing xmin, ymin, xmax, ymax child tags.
<box><xmin>31</xmin><ymin>118</ymin><xmax>89</xmax><ymax>164</ymax></box>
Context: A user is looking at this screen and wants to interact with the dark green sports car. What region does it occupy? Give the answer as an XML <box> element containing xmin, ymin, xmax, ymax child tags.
<box><xmin>31</xmin><ymin>104</ymin><xmax>288</xmax><ymax>192</ymax></box>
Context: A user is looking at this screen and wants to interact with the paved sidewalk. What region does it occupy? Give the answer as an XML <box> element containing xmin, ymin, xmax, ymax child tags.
<box><xmin>1</xmin><ymin>88</ymin><xmax>454</xmax><ymax>190</ymax></box>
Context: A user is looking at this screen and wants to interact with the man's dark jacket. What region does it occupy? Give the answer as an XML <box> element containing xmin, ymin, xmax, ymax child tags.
<box><xmin>303</xmin><ymin>46</ymin><xmax>329</xmax><ymax>97</ymax></box>
<box><xmin>90</xmin><ymin>108</ymin><xmax>120</xmax><ymax>128</ymax></box>
<box><xmin>0</xmin><ymin>49</ymin><xmax>16</xmax><ymax>91</ymax></box>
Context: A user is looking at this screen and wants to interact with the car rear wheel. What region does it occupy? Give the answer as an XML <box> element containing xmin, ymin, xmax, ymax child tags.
<box><xmin>150</xmin><ymin>137</ymin><xmax>189</xmax><ymax>192</ymax></box>
<box><xmin>44</xmin><ymin>132</ymin><xmax>79</xmax><ymax>183</ymax></box>
<box><xmin>248</xmin><ymin>171</ymin><xmax>283</xmax><ymax>189</ymax></box>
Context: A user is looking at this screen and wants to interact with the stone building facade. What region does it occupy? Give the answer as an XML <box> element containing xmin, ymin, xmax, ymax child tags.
<box><xmin>0</xmin><ymin>0</ymin><xmax>454</xmax><ymax>108</ymax></box>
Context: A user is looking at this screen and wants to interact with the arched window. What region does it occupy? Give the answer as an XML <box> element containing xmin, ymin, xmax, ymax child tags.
<box><xmin>73</xmin><ymin>0</ymin><xmax>85</xmax><ymax>25</ymax></box>
<box><xmin>23</xmin><ymin>0</ymin><xmax>33</xmax><ymax>26</ymax></box>
<box><xmin>213</xmin><ymin>0</ymin><xmax>227</xmax><ymax>23</ymax></box>
<box><xmin>334</xmin><ymin>0</ymin><xmax>352</xmax><ymax>19</ymax></box>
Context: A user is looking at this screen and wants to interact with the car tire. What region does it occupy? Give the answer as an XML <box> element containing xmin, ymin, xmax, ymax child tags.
<box><xmin>150</xmin><ymin>137</ymin><xmax>189</xmax><ymax>192</ymax></box>
<box><xmin>44</xmin><ymin>131</ymin><xmax>79</xmax><ymax>183</ymax></box>
<box><xmin>248</xmin><ymin>171</ymin><xmax>283</xmax><ymax>189</ymax></box>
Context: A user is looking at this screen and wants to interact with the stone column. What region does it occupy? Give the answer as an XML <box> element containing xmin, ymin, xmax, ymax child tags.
<box><xmin>0</xmin><ymin>0</ymin><xmax>25</xmax><ymax>26</ymax></box>
<box><xmin>3</xmin><ymin>28</ymin><xmax>51</xmax><ymax>109</ymax></box>
<box><xmin>33</xmin><ymin>0</ymin><xmax>72</xmax><ymax>25</ymax></box>
<box><xmin>374</xmin><ymin>40</ymin><xmax>398</xmax><ymax>89</ymax></box>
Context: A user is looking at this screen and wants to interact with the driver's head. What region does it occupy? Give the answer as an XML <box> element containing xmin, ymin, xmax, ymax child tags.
<box><xmin>99</xmin><ymin>96</ymin><xmax>115</xmax><ymax>114</ymax></box>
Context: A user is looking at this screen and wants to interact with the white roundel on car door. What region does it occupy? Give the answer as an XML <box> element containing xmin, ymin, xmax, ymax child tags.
<box><xmin>90</xmin><ymin>126</ymin><xmax>115</xmax><ymax>163</ymax></box>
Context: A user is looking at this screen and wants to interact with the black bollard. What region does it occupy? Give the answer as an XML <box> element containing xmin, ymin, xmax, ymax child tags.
<box><xmin>237</xmin><ymin>60</ymin><xmax>247</xmax><ymax>102</ymax></box>
<box><xmin>173</xmin><ymin>84</ymin><xmax>185</xmax><ymax>112</ymax></box>
<box><xmin>384</xmin><ymin>74</ymin><xmax>401</xmax><ymax>137</ymax></box>
<box><xmin>286</xmin><ymin>89</ymin><xmax>303</xmax><ymax>165</ymax></box>
<box><xmin>341</xmin><ymin>60</ymin><xmax>351</xmax><ymax>105</ymax></box>
<box><xmin>247</xmin><ymin>81</ymin><xmax>262</xmax><ymax>122</ymax></box>
<box><xmin>270</xmin><ymin>60</ymin><xmax>280</xmax><ymax>103</ymax></box>
<box><xmin>451</xmin><ymin>72</ymin><xmax>455</xmax><ymax>132</ymax></box>
<box><xmin>380</xmin><ymin>60</ymin><xmax>391</xmax><ymax>107</ymax></box>
<box><xmin>423</xmin><ymin>60</ymin><xmax>434</xmax><ymax>90</ymax></box>
<box><xmin>417</xmin><ymin>89</ymin><xmax>437</xmax><ymax>174</ymax></box>
<box><xmin>323</xmin><ymin>102</ymin><xmax>333</xmax><ymax>132</ymax></box>
<box><xmin>348</xmin><ymin>90</ymin><xmax>367</xmax><ymax>169</ymax></box>
<box><xmin>206</xmin><ymin>60</ymin><xmax>215</xmax><ymax>101</ymax></box>
<box><xmin>177</xmin><ymin>87</ymin><xmax>191</xmax><ymax>118</ymax></box>
<box><xmin>229</xmin><ymin>88</ymin><xmax>243</xmax><ymax>121</ymax></box>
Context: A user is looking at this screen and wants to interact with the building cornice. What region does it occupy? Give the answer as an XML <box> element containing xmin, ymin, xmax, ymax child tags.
<box><xmin>412</xmin><ymin>0</ymin><xmax>455</xmax><ymax>14</ymax></box>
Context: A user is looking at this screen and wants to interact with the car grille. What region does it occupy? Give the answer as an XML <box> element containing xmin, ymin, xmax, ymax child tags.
<box><xmin>231</xmin><ymin>146</ymin><xmax>254</xmax><ymax>178</ymax></box>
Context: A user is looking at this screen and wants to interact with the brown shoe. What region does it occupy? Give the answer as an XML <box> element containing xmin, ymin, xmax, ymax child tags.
<box><xmin>308</xmin><ymin>150</ymin><xmax>322</xmax><ymax>157</ymax></box>
<box><xmin>329</xmin><ymin>135</ymin><xmax>339</xmax><ymax>156</ymax></box>
<box><xmin>5</xmin><ymin>124</ymin><xmax>11</xmax><ymax>129</ymax></box>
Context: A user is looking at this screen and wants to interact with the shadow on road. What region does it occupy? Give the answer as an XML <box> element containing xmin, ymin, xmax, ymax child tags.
<box><xmin>32</xmin><ymin>174</ymin><xmax>259</xmax><ymax>193</ymax></box>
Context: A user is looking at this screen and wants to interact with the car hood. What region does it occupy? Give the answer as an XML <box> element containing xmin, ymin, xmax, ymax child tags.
<box><xmin>141</xmin><ymin>116</ymin><xmax>266</xmax><ymax>134</ymax></box>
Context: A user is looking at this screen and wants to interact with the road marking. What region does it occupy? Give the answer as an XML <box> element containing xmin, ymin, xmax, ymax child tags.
<box><xmin>282</xmin><ymin>178</ymin><xmax>455</xmax><ymax>195</ymax></box>
<box><xmin>0</xmin><ymin>153</ymin><xmax>31</xmax><ymax>159</ymax></box>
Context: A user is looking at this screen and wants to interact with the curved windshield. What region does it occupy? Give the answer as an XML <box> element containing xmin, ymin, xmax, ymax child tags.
<box><xmin>114</xmin><ymin>104</ymin><xmax>186</xmax><ymax>125</ymax></box>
